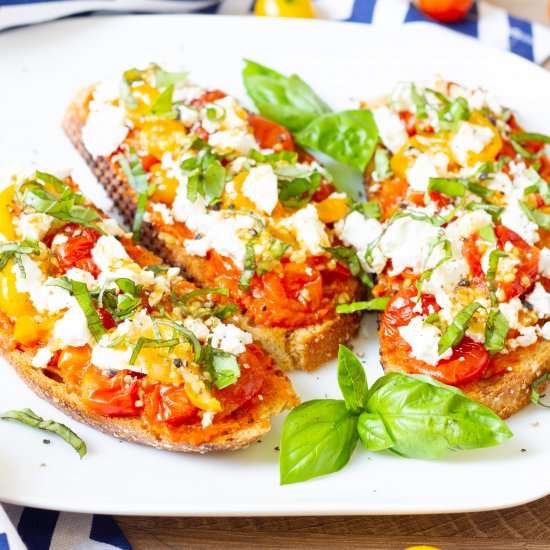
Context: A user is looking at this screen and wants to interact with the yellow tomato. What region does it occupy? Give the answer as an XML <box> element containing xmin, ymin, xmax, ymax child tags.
<box><xmin>255</xmin><ymin>0</ymin><xmax>315</xmax><ymax>18</ymax></box>
<box><xmin>125</xmin><ymin>83</ymin><xmax>160</xmax><ymax>129</ymax></box>
<box><xmin>0</xmin><ymin>261</ymin><xmax>37</xmax><ymax>319</ymax></box>
<box><xmin>138</xmin><ymin>119</ymin><xmax>187</xmax><ymax>161</ymax></box>
<box><xmin>149</xmin><ymin>163</ymin><xmax>180</xmax><ymax>205</ymax></box>
<box><xmin>58</xmin><ymin>345</ymin><xmax>92</xmax><ymax>371</ymax></box>
<box><xmin>13</xmin><ymin>314</ymin><xmax>48</xmax><ymax>346</ymax></box>
<box><xmin>315</xmin><ymin>197</ymin><xmax>348</xmax><ymax>224</ymax></box>
<box><xmin>221</xmin><ymin>172</ymin><xmax>257</xmax><ymax>211</ymax></box>
<box><xmin>455</xmin><ymin>111</ymin><xmax>502</xmax><ymax>167</ymax></box>
<box><xmin>0</xmin><ymin>185</ymin><xmax>17</xmax><ymax>241</ymax></box>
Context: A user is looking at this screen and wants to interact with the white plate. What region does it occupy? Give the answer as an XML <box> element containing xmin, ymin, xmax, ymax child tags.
<box><xmin>0</xmin><ymin>14</ymin><xmax>549</xmax><ymax>516</ymax></box>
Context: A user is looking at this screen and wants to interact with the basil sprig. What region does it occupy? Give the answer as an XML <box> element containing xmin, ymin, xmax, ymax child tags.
<box><xmin>531</xmin><ymin>373</ymin><xmax>550</xmax><ymax>408</ymax></box>
<box><xmin>0</xmin><ymin>408</ymin><xmax>87</xmax><ymax>458</ymax></box>
<box><xmin>0</xmin><ymin>240</ymin><xmax>40</xmax><ymax>277</ymax></box>
<box><xmin>278</xmin><ymin>171</ymin><xmax>322</xmax><ymax>209</ymax></box>
<box><xmin>279</xmin><ymin>346</ymin><xmax>512</xmax><ymax>485</ymax></box>
<box><xmin>117</xmin><ymin>147</ymin><xmax>152</xmax><ymax>241</ymax></box>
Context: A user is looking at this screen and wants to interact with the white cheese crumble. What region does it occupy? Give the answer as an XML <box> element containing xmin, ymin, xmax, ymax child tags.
<box><xmin>540</xmin><ymin>322</ymin><xmax>550</xmax><ymax>340</ymax></box>
<box><xmin>210</xmin><ymin>323</ymin><xmax>253</xmax><ymax>356</ymax></box>
<box><xmin>423</xmin><ymin>258</ymin><xmax>470</xmax><ymax>311</ymax></box>
<box><xmin>241</xmin><ymin>165</ymin><xmax>279</xmax><ymax>215</ymax></box>
<box><xmin>281</xmin><ymin>204</ymin><xmax>330</xmax><ymax>255</ymax></box>
<box><xmin>372</xmin><ymin>106</ymin><xmax>408</xmax><ymax>153</ymax></box>
<box><xmin>32</xmin><ymin>347</ymin><xmax>53</xmax><ymax>369</ymax></box>
<box><xmin>208</xmin><ymin>129</ymin><xmax>258</xmax><ymax>157</ymax></box>
<box><xmin>499</xmin><ymin>298</ymin><xmax>523</xmax><ymax>330</ymax></box>
<box><xmin>526</xmin><ymin>283</ymin><xmax>550</xmax><ymax>319</ymax></box>
<box><xmin>390</xmin><ymin>82</ymin><xmax>415</xmax><ymax>112</ymax></box>
<box><xmin>445</xmin><ymin>210</ymin><xmax>493</xmax><ymax>256</ymax></box>
<box><xmin>53</xmin><ymin>305</ymin><xmax>93</xmax><ymax>348</ymax></box>
<box><xmin>405</xmin><ymin>153</ymin><xmax>440</xmax><ymax>192</ymax></box>
<box><xmin>16</xmin><ymin>213</ymin><xmax>53</xmax><ymax>241</ymax></box>
<box><xmin>509</xmin><ymin>325</ymin><xmax>538</xmax><ymax>350</ymax></box>
<box><xmin>398</xmin><ymin>316</ymin><xmax>453</xmax><ymax>366</ymax></box>
<box><xmin>82</xmin><ymin>101</ymin><xmax>129</xmax><ymax>158</ymax></box>
<box><xmin>148</xmin><ymin>202</ymin><xmax>174</xmax><ymax>225</ymax></box>
<box><xmin>65</xmin><ymin>268</ymin><xmax>97</xmax><ymax>289</ymax></box>
<box><xmin>501</xmin><ymin>199</ymin><xmax>540</xmax><ymax>246</ymax></box>
<box><xmin>450</xmin><ymin>122</ymin><xmax>493</xmax><ymax>166</ymax></box>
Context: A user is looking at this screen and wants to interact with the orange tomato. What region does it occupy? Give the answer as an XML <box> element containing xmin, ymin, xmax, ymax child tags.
<box><xmin>416</xmin><ymin>0</ymin><xmax>473</xmax><ymax>22</ymax></box>
<box><xmin>149</xmin><ymin>162</ymin><xmax>180</xmax><ymax>205</ymax></box>
<box><xmin>315</xmin><ymin>197</ymin><xmax>348</xmax><ymax>224</ymax></box>
<box><xmin>138</xmin><ymin>119</ymin><xmax>188</xmax><ymax>161</ymax></box>
<box><xmin>255</xmin><ymin>0</ymin><xmax>315</xmax><ymax>18</ymax></box>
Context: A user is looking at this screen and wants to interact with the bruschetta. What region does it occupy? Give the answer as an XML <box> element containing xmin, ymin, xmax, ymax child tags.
<box><xmin>62</xmin><ymin>64</ymin><xmax>364</xmax><ymax>371</ymax></box>
<box><xmin>335</xmin><ymin>78</ymin><xmax>550</xmax><ymax>417</ymax></box>
<box><xmin>0</xmin><ymin>170</ymin><xmax>298</xmax><ymax>451</ymax></box>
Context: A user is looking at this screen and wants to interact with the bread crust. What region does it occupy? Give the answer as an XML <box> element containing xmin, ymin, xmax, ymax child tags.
<box><xmin>63</xmin><ymin>91</ymin><xmax>361</xmax><ymax>372</ymax></box>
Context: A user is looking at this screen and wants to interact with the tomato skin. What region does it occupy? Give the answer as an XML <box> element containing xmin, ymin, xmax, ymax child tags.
<box><xmin>462</xmin><ymin>236</ymin><xmax>484</xmax><ymax>279</ymax></box>
<box><xmin>81</xmin><ymin>366</ymin><xmax>142</xmax><ymax>417</ymax></box>
<box><xmin>190</xmin><ymin>89</ymin><xmax>227</xmax><ymax>109</ymax></box>
<box><xmin>380</xmin><ymin>287</ymin><xmax>490</xmax><ymax>386</ymax></box>
<box><xmin>51</xmin><ymin>223</ymin><xmax>102</xmax><ymax>277</ymax></box>
<box><xmin>417</xmin><ymin>0</ymin><xmax>473</xmax><ymax>22</ymax></box>
<box><xmin>248</xmin><ymin>114</ymin><xmax>295</xmax><ymax>152</ymax></box>
<box><xmin>143</xmin><ymin>384</ymin><xmax>198</xmax><ymax>427</ymax></box>
<box><xmin>97</xmin><ymin>308</ymin><xmax>117</xmax><ymax>331</ymax></box>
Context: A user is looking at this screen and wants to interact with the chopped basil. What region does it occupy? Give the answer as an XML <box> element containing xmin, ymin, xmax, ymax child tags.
<box><xmin>336</xmin><ymin>296</ymin><xmax>390</xmax><ymax>314</ymax></box>
<box><xmin>526</xmin><ymin>167</ymin><xmax>550</xmax><ymax>205</ymax></box>
<box><xmin>484</xmin><ymin>309</ymin><xmax>509</xmax><ymax>355</ymax></box>
<box><xmin>202</xmin><ymin>341</ymin><xmax>241</xmax><ymax>390</ymax></box>
<box><xmin>438</xmin><ymin>302</ymin><xmax>483</xmax><ymax>355</ymax></box>
<box><xmin>531</xmin><ymin>373</ymin><xmax>550</xmax><ymax>408</ymax></box>
<box><xmin>486</xmin><ymin>249</ymin><xmax>507</xmax><ymax>308</ymax></box>
<box><xmin>150</xmin><ymin>84</ymin><xmax>177</xmax><ymax>118</ymax></box>
<box><xmin>269</xmin><ymin>238</ymin><xmax>290</xmax><ymax>261</ymax></box>
<box><xmin>518</xmin><ymin>200</ymin><xmax>550</xmax><ymax>231</ymax></box>
<box><xmin>70</xmin><ymin>279</ymin><xmax>106</xmax><ymax>342</ymax></box>
<box><xmin>98</xmin><ymin>278</ymin><xmax>143</xmax><ymax>321</ymax></box>
<box><xmin>155</xmin><ymin>68</ymin><xmax>189</xmax><ymax>88</ymax></box>
<box><xmin>427</xmin><ymin>177</ymin><xmax>466</xmax><ymax>199</ymax></box>
<box><xmin>465</xmin><ymin>201</ymin><xmax>503</xmax><ymax>220</ymax></box>
<box><xmin>278</xmin><ymin>172</ymin><xmax>322</xmax><ymax>208</ymax></box>
<box><xmin>249</xmin><ymin>149</ymin><xmax>298</xmax><ymax>165</ymax></box>
<box><xmin>119</xmin><ymin>78</ymin><xmax>138</xmax><ymax>110</ymax></box>
<box><xmin>117</xmin><ymin>147</ymin><xmax>151</xmax><ymax>241</ymax></box>
<box><xmin>155</xmin><ymin>318</ymin><xmax>202</xmax><ymax>361</ymax></box>
<box><xmin>0</xmin><ymin>240</ymin><xmax>40</xmax><ymax>276</ymax></box>
<box><xmin>0</xmin><ymin>408</ymin><xmax>87</xmax><ymax>458</ymax></box>
<box><xmin>425</xmin><ymin>88</ymin><xmax>450</xmax><ymax>106</ymax></box>
<box><xmin>437</xmin><ymin>97</ymin><xmax>470</xmax><ymax>131</ymax></box>
<box><xmin>238</xmin><ymin>241</ymin><xmax>257</xmax><ymax>292</ymax></box>
<box><xmin>373</xmin><ymin>149</ymin><xmax>392</xmax><ymax>181</ymax></box>
<box><xmin>324</xmin><ymin>246</ymin><xmax>372</xmax><ymax>288</ymax></box>
<box><xmin>352</xmin><ymin>201</ymin><xmax>382</xmax><ymax>220</ymax></box>
<box><xmin>467</xmin><ymin>181</ymin><xmax>494</xmax><ymax>198</ymax></box>
<box><xmin>174</xmin><ymin>288</ymin><xmax>238</xmax><ymax>320</ymax></box>
<box><xmin>129</xmin><ymin>336</ymin><xmax>180</xmax><ymax>365</ymax></box>
<box><xmin>478</xmin><ymin>224</ymin><xmax>497</xmax><ymax>242</ymax></box>
<box><xmin>509</xmin><ymin>135</ymin><xmax>544</xmax><ymax>160</ymax></box>
<box><xmin>511</xmin><ymin>132</ymin><xmax>550</xmax><ymax>145</ymax></box>
<box><xmin>410</xmin><ymin>84</ymin><xmax>428</xmax><ymax>122</ymax></box>
<box><xmin>416</xmin><ymin>236</ymin><xmax>452</xmax><ymax>298</ymax></box>
<box><xmin>177</xmin><ymin>288</ymin><xmax>230</xmax><ymax>303</ymax></box>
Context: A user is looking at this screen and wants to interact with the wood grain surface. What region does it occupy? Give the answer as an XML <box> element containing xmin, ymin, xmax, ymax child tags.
<box><xmin>118</xmin><ymin>2</ymin><xmax>550</xmax><ymax>548</ymax></box>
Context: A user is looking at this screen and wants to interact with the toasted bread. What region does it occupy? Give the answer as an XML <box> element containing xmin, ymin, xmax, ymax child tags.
<box><xmin>63</xmin><ymin>90</ymin><xmax>361</xmax><ymax>372</ymax></box>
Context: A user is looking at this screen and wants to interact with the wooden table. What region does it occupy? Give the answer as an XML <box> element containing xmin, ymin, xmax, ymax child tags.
<box><xmin>117</xmin><ymin>2</ymin><xmax>550</xmax><ymax>548</ymax></box>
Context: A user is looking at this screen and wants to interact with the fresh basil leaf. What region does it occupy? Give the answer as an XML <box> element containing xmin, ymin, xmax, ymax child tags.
<box><xmin>0</xmin><ymin>408</ymin><xmax>87</xmax><ymax>458</ymax></box>
<box><xmin>484</xmin><ymin>309</ymin><xmax>509</xmax><ymax>355</ymax></box>
<box><xmin>242</xmin><ymin>60</ymin><xmax>289</xmax><ymax>110</ymax></box>
<box><xmin>203</xmin><ymin>342</ymin><xmax>241</xmax><ymax>390</ymax></box>
<box><xmin>518</xmin><ymin>200</ymin><xmax>550</xmax><ymax>231</ymax></box>
<box><xmin>150</xmin><ymin>84</ymin><xmax>176</xmax><ymax>118</ymax></box>
<box><xmin>531</xmin><ymin>373</ymin><xmax>550</xmax><ymax>408</ymax></box>
<box><xmin>486</xmin><ymin>249</ymin><xmax>507</xmax><ymax>307</ymax></box>
<box><xmin>296</xmin><ymin>110</ymin><xmax>378</xmax><ymax>172</ymax></box>
<box><xmin>286</xmin><ymin>74</ymin><xmax>331</xmax><ymax>117</ymax></box>
<box><xmin>438</xmin><ymin>302</ymin><xmax>483</xmax><ymax>355</ymax></box>
<box><xmin>280</xmin><ymin>399</ymin><xmax>359</xmax><ymax>485</ymax></box>
<box><xmin>373</xmin><ymin>149</ymin><xmax>392</xmax><ymax>181</ymax></box>
<box><xmin>238</xmin><ymin>241</ymin><xmax>256</xmax><ymax>292</ymax></box>
<box><xmin>249</xmin><ymin>149</ymin><xmax>298</xmax><ymax>165</ymax></box>
<box><xmin>202</xmin><ymin>162</ymin><xmax>226</xmax><ymax>204</ymax></box>
<box><xmin>357</xmin><ymin>411</ymin><xmax>393</xmax><ymax>452</ymax></box>
<box><xmin>258</xmin><ymin>104</ymin><xmax>318</xmax><ymax>133</ymax></box>
<box><xmin>117</xmin><ymin>147</ymin><xmax>150</xmax><ymax>241</ymax></box>
<box><xmin>478</xmin><ymin>224</ymin><xmax>496</xmax><ymax>242</ymax></box>
<box><xmin>365</xmin><ymin>372</ymin><xmax>512</xmax><ymax>458</ymax></box>
<box><xmin>0</xmin><ymin>240</ymin><xmax>40</xmax><ymax>275</ymax></box>
<box><xmin>511</xmin><ymin>132</ymin><xmax>550</xmax><ymax>145</ymax></box>
<box><xmin>155</xmin><ymin>68</ymin><xmax>189</xmax><ymax>88</ymax></box>
<box><xmin>437</xmin><ymin>97</ymin><xmax>470</xmax><ymax>131</ymax></box>
<box><xmin>324</xmin><ymin>246</ymin><xmax>372</xmax><ymax>288</ymax></box>
<box><xmin>337</xmin><ymin>344</ymin><xmax>367</xmax><ymax>413</ymax></box>
<box><xmin>336</xmin><ymin>297</ymin><xmax>390</xmax><ymax>314</ymax></box>
<box><xmin>427</xmin><ymin>177</ymin><xmax>466</xmax><ymax>199</ymax></box>
<box><xmin>465</xmin><ymin>201</ymin><xmax>503</xmax><ymax>220</ymax></box>
<box><xmin>70</xmin><ymin>279</ymin><xmax>106</xmax><ymax>342</ymax></box>
<box><xmin>526</xmin><ymin>167</ymin><xmax>550</xmax><ymax>205</ymax></box>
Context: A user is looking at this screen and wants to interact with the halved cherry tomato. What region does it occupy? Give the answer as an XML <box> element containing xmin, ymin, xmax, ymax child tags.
<box><xmin>58</xmin><ymin>345</ymin><xmax>92</xmax><ymax>391</ymax></box>
<box><xmin>416</xmin><ymin>0</ymin><xmax>473</xmax><ymax>22</ymax></box>
<box><xmin>369</xmin><ymin>176</ymin><xmax>409</xmax><ymax>220</ymax></box>
<box><xmin>144</xmin><ymin>384</ymin><xmax>198</xmax><ymax>427</ymax></box>
<box><xmin>248</xmin><ymin>114</ymin><xmax>295</xmax><ymax>152</ymax></box>
<box><xmin>380</xmin><ymin>286</ymin><xmax>490</xmax><ymax>386</ymax></box>
<box><xmin>51</xmin><ymin>223</ymin><xmax>102</xmax><ymax>277</ymax></box>
<box><xmin>81</xmin><ymin>366</ymin><xmax>143</xmax><ymax>417</ymax></box>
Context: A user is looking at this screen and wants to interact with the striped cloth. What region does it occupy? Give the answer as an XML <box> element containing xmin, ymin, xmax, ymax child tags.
<box><xmin>1</xmin><ymin>1</ymin><xmax>549</xmax><ymax>548</ymax></box>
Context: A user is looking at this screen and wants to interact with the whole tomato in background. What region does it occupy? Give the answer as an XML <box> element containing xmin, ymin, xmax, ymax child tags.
<box><xmin>416</xmin><ymin>0</ymin><xmax>474</xmax><ymax>22</ymax></box>
<box><xmin>255</xmin><ymin>0</ymin><xmax>315</xmax><ymax>18</ymax></box>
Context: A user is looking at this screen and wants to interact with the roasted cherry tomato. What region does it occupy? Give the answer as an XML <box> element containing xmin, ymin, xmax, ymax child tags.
<box><xmin>416</xmin><ymin>0</ymin><xmax>473</xmax><ymax>22</ymax></box>
<box><xmin>190</xmin><ymin>89</ymin><xmax>227</xmax><ymax>109</ymax></box>
<box><xmin>144</xmin><ymin>384</ymin><xmax>198</xmax><ymax>427</ymax></box>
<box><xmin>51</xmin><ymin>223</ymin><xmax>102</xmax><ymax>277</ymax></box>
<box><xmin>248</xmin><ymin>114</ymin><xmax>295</xmax><ymax>152</ymax></box>
<box><xmin>81</xmin><ymin>366</ymin><xmax>142</xmax><ymax>417</ymax></box>
<box><xmin>380</xmin><ymin>286</ymin><xmax>490</xmax><ymax>386</ymax></box>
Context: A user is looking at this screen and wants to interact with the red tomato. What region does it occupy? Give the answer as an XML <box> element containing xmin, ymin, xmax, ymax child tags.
<box><xmin>97</xmin><ymin>308</ymin><xmax>117</xmax><ymax>331</ymax></box>
<box><xmin>380</xmin><ymin>287</ymin><xmax>490</xmax><ymax>386</ymax></box>
<box><xmin>247</xmin><ymin>114</ymin><xmax>295</xmax><ymax>151</ymax></box>
<box><xmin>214</xmin><ymin>344</ymin><xmax>267</xmax><ymax>415</ymax></box>
<box><xmin>190</xmin><ymin>89</ymin><xmax>227</xmax><ymax>108</ymax></box>
<box><xmin>462</xmin><ymin>236</ymin><xmax>484</xmax><ymax>279</ymax></box>
<box><xmin>81</xmin><ymin>366</ymin><xmax>142</xmax><ymax>417</ymax></box>
<box><xmin>52</xmin><ymin>223</ymin><xmax>102</xmax><ymax>277</ymax></box>
<box><xmin>417</xmin><ymin>0</ymin><xmax>473</xmax><ymax>22</ymax></box>
<box><xmin>372</xmin><ymin>177</ymin><xmax>409</xmax><ymax>220</ymax></box>
<box><xmin>144</xmin><ymin>384</ymin><xmax>198</xmax><ymax>427</ymax></box>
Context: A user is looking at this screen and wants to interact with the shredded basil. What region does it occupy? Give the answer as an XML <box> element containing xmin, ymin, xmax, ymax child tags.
<box><xmin>324</xmin><ymin>246</ymin><xmax>372</xmax><ymax>288</ymax></box>
<box><xmin>336</xmin><ymin>296</ymin><xmax>390</xmax><ymax>314</ymax></box>
<box><xmin>373</xmin><ymin>149</ymin><xmax>392</xmax><ymax>181</ymax></box>
<box><xmin>181</xmin><ymin>144</ymin><xmax>226</xmax><ymax>205</ymax></box>
<box><xmin>150</xmin><ymin>84</ymin><xmax>177</xmax><ymax>118</ymax></box>
<box><xmin>511</xmin><ymin>132</ymin><xmax>550</xmax><ymax>145</ymax></box>
<box><xmin>70</xmin><ymin>280</ymin><xmax>106</xmax><ymax>342</ymax></box>
<box><xmin>416</xmin><ymin>236</ymin><xmax>452</xmax><ymax>298</ymax></box>
<box><xmin>518</xmin><ymin>200</ymin><xmax>550</xmax><ymax>231</ymax></box>
<box><xmin>129</xmin><ymin>336</ymin><xmax>180</xmax><ymax>365</ymax></box>
<box><xmin>427</xmin><ymin>177</ymin><xmax>466</xmax><ymax>200</ymax></box>
<box><xmin>238</xmin><ymin>241</ymin><xmax>257</xmax><ymax>292</ymax></box>
<box><xmin>484</xmin><ymin>309</ymin><xmax>509</xmax><ymax>355</ymax></box>
<box><xmin>0</xmin><ymin>240</ymin><xmax>40</xmax><ymax>277</ymax></box>
<box><xmin>531</xmin><ymin>373</ymin><xmax>550</xmax><ymax>408</ymax></box>
<box><xmin>486</xmin><ymin>249</ymin><xmax>507</xmax><ymax>308</ymax></box>
<box><xmin>509</xmin><ymin>135</ymin><xmax>544</xmax><ymax>160</ymax></box>
<box><xmin>438</xmin><ymin>302</ymin><xmax>483</xmax><ymax>355</ymax></box>
<box><xmin>479</xmin><ymin>224</ymin><xmax>497</xmax><ymax>242</ymax></box>
<box><xmin>278</xmin><ymin>171</ymin><xmax>322</xmax><ymax>209</ymax></box>
<box><xmin>155</xmin><ymin>318</ymin><xmax>202</xmax><ymax>361</ymax></box>
<box><xmin>202</xmin><ymin>341</ymin><xmax>241</xmax><ymax>390</ymax></box>
<box><xmin>0</xmin><ymin>408</ymin><xmax>87</xmax><ymax>458</ymax></box>
<box><xmin>465</xmin><ymin>201</ymin><xmax>503</xmax><ymax>220</ymax></box>
<box><xmin>352</xmin><ymin>201</ymin><xmax>382</xmax><ymax>220</ymax></box>
<box><xmin>437</xmin><ymin>97</ymin><xmax>470</xmax><ymax>131</ymax></box>
<box><xmin>526</xmin><ymin>167</ymin><xmax>550</xmax><ymax>205</ymax></box>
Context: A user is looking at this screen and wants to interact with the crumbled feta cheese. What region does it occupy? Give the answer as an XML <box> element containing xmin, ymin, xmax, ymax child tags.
<box><xmin>149</xmin><ymin>202</ymin><xmax>174</xmax><ymax>225</ymax></box>
<box><xmin>423</xmin><ymin>258</ymin><xmax>470</xmax><ymax>310</ymax></box>
<box><xmin>526</xmin><ymin>283</ymin><xmax>550</xmax><ymax>319</ymax></box>
<box><xmin>509</xmin><ymin>325</ymin><xmax>538</xmax><ymax>349</ymax></box>
<box><xmin>208</xmin><ymin>129</ymin><xmax>258</xmax><ymax>156</ymax></box>
<box><xmin>499</xmin><ymin>298</ymin><xmax>523</xmax><ymax>330</ymax></box>
<box><xmin>390</xmin><ymin>82</ymin><xmax>415</xmax><ymax>112</ymax></box>
<box><xmin>91</xmin><ymin>345</ymin><xmax>136</xmax><ymax>373</ymax></box>
<box><xmin>405</xmin><ymin>153</ymin><xmax>440</xmax><ymax>192</ymax></box>
<box><xmin>379</xmin><ymin>217</ymin><xmax>440</xmax><ymax>276</ymax></box>
<box><xmin>241</xmin><ymin>165</ymin><xmax>279</xmax><ymax>215</ymax></box>
<box><xmin>540</xmin><ymin>322</ymin><xmax>550</xmax><ymax>340</ymax></box>
<box><xmin>16</xmin><ymin>212</ymin><xmax>53</xmax><ymax>241</ymax></box>
<box><xmin>54</xmin><ymin>305</ymin><xmax>93</xmax><ymax>348</ymax></box>
<box><xmin>82</xmin><ymin>101</ymin><xmax>129</xmax><ymax>158</ymax></box>
<box><xmin>445</xmin><ymin>210</ymin><xmax>493</xmax><ymax>256</ymax></box>
<box><xmin>32</xmin><ymin>347</ymin><xmax>53</xmax><ymax>369</ymax></box>
<box><xmin>178</xmin><ymin>105</ymin><xmax>200</xmax><ymax>127</ymax></box>
<box><xmin>92</xmin><ymin>80</ymin><xmax>121</xmax><ymax>103</ymax></box>
<box><xmin>501</xmin><ymin>199</ymin><xmax>540</xmax><ymax>246</ymax></box>
<box><xmin>210</xmin><ymin>323</ymin><xmax>253</xmax><ymax>356</ymax></box>
<box><xmin>467</xmin><ymin>89</ymin><xmax>502</xmax><ymax>115</ymax></box>
<box><xmin>201</xmin><ymin>411</ymin><xmax>216</xmax><ymax>428</ymax></box>
<box><xmin>182</xmin><ymin>317</ymin><xmax>211</xmax><ymax>342</ymax></box>
<box><xmin>372</xmin><ymin>106</ymin><xmax>408</xmax><ymax>153</ymax></box>
<box><xmin>201</xmin><ymin>96</ymin><xmax>248</xmax><ymax>134</ymax></box>
<box><xmin>450</xmin><ymin>122</ymin><xmax>494</xmax><ymax>166</ymax></box>
<box><xmin>172</xmin><ymin>84</ymin><xmax>204</xmax><ymax>104</ymax></box>
<box><xmin>64</xmin><ymin>268</ymin><xmax>97</xmax><ymax>289</ymax></box>
<box><xmin>96</xmin><ymin>218</ymin><xmax>126</xmax><ymax>237</ymax></box>
<box><xmin>281</xmin><ymin>204</ymin><xmax>330</xmax><ymax>255</ymax></box>
<box><xmin>398</xmin><ymin>316</ymin><xmax>453</xmax><ymax>366</ymax></box>
<box><xmin>539</xmin><ymin>248</ymin><xmax>550</xmax><ymax>278</ymax></box>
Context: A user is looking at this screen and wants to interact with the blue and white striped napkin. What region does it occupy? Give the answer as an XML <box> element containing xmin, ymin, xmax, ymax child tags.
<box><xmin>1</xmin><ymin>1</ymin><xmax>549</xmax><ymax>548</ymax></box>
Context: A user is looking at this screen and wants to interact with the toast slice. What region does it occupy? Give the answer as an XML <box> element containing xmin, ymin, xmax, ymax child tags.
<box><xmin>63</xmin><ymin>84</ymin><xmax>362</xmax><ymax>372</ymax></box>
<box><xmin>0</xmin><ymin>172</ymin><xmax>298</xmax><ymax>452</ymax></box>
